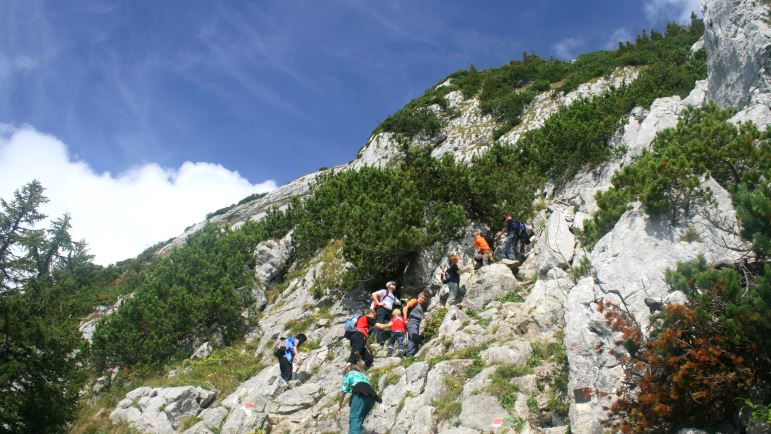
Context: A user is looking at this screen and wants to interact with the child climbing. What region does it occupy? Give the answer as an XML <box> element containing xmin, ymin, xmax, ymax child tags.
<box><xmin>385</xmin><ymin>308</ymin><xmax>406</xmax><ymax>357</ymax></box>
<box><xmin>472</xmin><ymin>230</ymin><xmax>493</xmax><ymax>269</ymax></box>
<box><xmin>441</xmin><ymin>254</ymin><xmax>472</xmax><ymax>308</ymax></box>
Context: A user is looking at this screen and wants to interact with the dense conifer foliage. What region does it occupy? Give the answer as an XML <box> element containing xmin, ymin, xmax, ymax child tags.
<box><xmin>0</xmin><ymin>181</ymin><xmax>92</xmax><ymax>433</ymax></box>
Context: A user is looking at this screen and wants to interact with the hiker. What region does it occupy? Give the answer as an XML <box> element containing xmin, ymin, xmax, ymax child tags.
<box><xmin>384</xmin><ymin>308</ymin><xmax>406</xmax><ymax>357</ymax></box>
<box><xmin>346</xmin><ymin>308</ymin><xmax>389</xmax><ymax>368</ymax></box>
<box><xmin>441</xmin><ymin>254</ymin><xmax>472</xmax><ymax>308</ymax></box>
<box><xmin>472</xmin><ymin>231</ymin><xmax>493</xmax><ymax>269</ymax></box>
<box><xmin>337</xmin><ymin>359</ymin><xmax>381</xmax><ymax>434</ymax></box>
<box><xmin>371</xmin><ymin>281</ymin><xmax>401</xmax><ymax>345</ymax></box>
<box><xmin>274</xmin><ymin>334</ymin><xmax>306</xmax><ymax>382</ymax></box>
<box><xmin>403</xmin><ymin>290</ymin><xmax>431</xmax><ymax>357</ymax></box>
<box><xmin>496</xmin><ymin>215</ymin><xmax>526</xmax><ymax>261</ymax></box>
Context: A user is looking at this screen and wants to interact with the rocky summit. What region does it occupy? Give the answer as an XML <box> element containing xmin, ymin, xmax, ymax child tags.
<box><xmin>71</xmin><ymin>1</ymin><xmax>771</xmax><ymax>433</ymax></box>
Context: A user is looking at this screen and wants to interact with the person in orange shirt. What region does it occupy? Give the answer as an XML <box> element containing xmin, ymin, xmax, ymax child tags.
<box><xmin>472</xmin><ymin>231</ymin><xmax>493</xmax><ymax>269</ymax></box>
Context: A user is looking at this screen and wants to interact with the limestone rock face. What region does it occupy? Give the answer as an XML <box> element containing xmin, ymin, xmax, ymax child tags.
<box><xmin>537</xmin><ymin>207</ymin><xmax>576</xmax><ymax>274</ymax></box>
<box><xmin>110</xmin><ymin>386</ymin><xmax>216</xmax><ymax>434</ymax></box>
<box><xmin>348</xmin><ymin>132</ymin><xmax>402</xmax><ymax>170</ymax></box>
<box><xmin>191</xmin><ymin>342</ymin><xmax>213</xmax><ymax>360</ymax></box>
<box><xmin>703</xmin><ymin>0</ymin><xmax>771</xmax><ymax>109</ymax></box>
<box><xmin>460</xmin><ymin>263</ymin><xmax>519</xmax><ymax>310</ymax></box>
<box><xmin>564</xmin><ymin>188</ymin><xmax>746</xmax><ymax>432</ymax></box>
<box><xmin>253</xmin><ymin>230</ymin><xmax>293</xmax><ymax>288</ymax></box>
<box><xmin>458</xmin><ymin>394</ymin><xmax>507</xmax><ymax>431</ymax></box>
<box><xmin>78</xmin><ymin>294</ymin><xmax>131</xmax><ymax>343</ymax></box>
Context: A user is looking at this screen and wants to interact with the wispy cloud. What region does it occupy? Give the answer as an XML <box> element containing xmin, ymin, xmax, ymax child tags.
<box><xmin>0</xmin><ymin>125</ymin><xmax>277</xmax><ymax>265</ymax></box>
<box><xmin>551</xmin><ymin>37</ymin><xmax>584</xmax><ymax>60</ymax></box>
<box><xmin>605</xmin><ymin>28</ymin><xmax>633</xmax><ymax>50</ymax></box>
<box><xmin>643</xmin><ymin>0</ymin><xmax>701</xmax><ymax>24</ymax></box>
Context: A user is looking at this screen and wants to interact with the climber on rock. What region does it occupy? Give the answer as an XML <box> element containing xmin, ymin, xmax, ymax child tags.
<box><xmin>441</xmin><ymin>254</ymin><xmax>472</xmax><ymax>308</ymax></box>
<box><xmin>496</xmin><ymin>214</ymin><xmax>527</xmax><ymax>262</ymax></box>
<box><xmin>381</xmin><ymin>308</ymin><xmax>407</xmax><ymax>357</ymax></box>
<box><xmin>472</xmin><ymin>230</ymin><xmax>494</xmax><ymax>269</ymax></box>
<box><xmin>273</xmin><ymin>333</ymin><xmax>306</xmax><ymax>382</ymax></box>
<box><xmin>403</xmin><ymin>290</ymin><xmax>431</xmax><ymax>357</ymax></box>
<box><xmin>371</xmin><ymin>281</ymin><xmax>401</xmax><ymax>345</ymax></box>
<box><xmin>346</xmin><ymin>308</ymin><xmax>390</xmax><ymax>369</ymax></box>
<box><xmin>337</xmin><ymin>359</ymin><xmax>381</xmax><ymax>434</ymax></box>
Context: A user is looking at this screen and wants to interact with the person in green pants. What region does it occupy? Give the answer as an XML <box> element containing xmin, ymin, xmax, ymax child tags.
<box><xmin>337</xmin><ymin>360</ymin><xmax>381</xmax><ymax>434</ymax></box>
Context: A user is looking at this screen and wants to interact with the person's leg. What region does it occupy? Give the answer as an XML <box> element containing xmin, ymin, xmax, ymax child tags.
<box><xmin>387</xmin><ymin>332</ymin><xmax>396</xmax><ymax>356</ymax></box>
<box><xmin>406</xmin><ymin>323</ymin><xmax>420</xmax><ymax>356</ymax></box>
<box><xmin>348</xmin><ymin>332</ymin><xmax>364</xmax><ymax>365</ymax></box>
<box><xmin>504</xmin><ymin>233</ymin><xmax>515</xmax><ymax>259</ymax></box>
<box><xmin>482</xmin><ymin>251</ymin><xmax>489</xmax><ymax>266</ymax></box>
<box><xmin>348</xmin><ymin>393</ymin><xmax>366</xmax><ymax>434</ymax></box>
<box><xmin>278</xmin><ymin>356</ymin><xmax>292</xmax><ymax>382</ymax></box>
<box><xmin>375</xmin><ymin>306</ymin><xmax>390</xmax><ymax>344</ymax></box>
<box><xmin>396</xmin><ymin>332</ymin><xmax>405</xmax><ymax>356</ymax></box>
<box><xmin>360</xmin><ymin>395</ymin><xmax>377</xmax><ymax>425</ymax></box>
<box><xmin>447</xmin><ymin>282</ymin><xmax>459</xmax><ymax>305</ymax></box>
<box><xmin>361</xmin><ymin>344</ymin><xmax>374</xmax><ymax>368</ymax></box>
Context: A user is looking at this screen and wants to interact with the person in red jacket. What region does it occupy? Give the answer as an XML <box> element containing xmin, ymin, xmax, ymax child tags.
<box><xmin>346</xmin><ymin>308</ymin><xmax>389</xmax><ymax>368</ymax></box>
<box><xmin>383</xmin><ymin>308</ymin><xmax>406</xmax><ymax>357</ymax></box>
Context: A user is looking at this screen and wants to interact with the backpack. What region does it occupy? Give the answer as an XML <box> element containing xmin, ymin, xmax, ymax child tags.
<box><xmin>344</xmin><ymin>315</ymin><xmax>360</xmax><ymax>333</ymax></box>
<box><xmin>273</xmin><ymin>337</ymin><xmax>286</xmax><ymax>357</ymax></box>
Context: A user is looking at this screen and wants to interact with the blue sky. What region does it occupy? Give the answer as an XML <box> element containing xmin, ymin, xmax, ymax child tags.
<box><xmin>1</xmin><ymin>0</ymin><xmax>701</xmax><ymax>184</ymax></box>
<box><xmin>0</xmin><ymin>0</ymin><xmax>701</xmax><ymax>263</ymax></box>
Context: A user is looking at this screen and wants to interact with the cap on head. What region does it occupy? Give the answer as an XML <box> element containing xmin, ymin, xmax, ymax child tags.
<box><xmin>386</xmin><ymin>280</ymin><xmax>397</xmax><ymax>287</ymax></box>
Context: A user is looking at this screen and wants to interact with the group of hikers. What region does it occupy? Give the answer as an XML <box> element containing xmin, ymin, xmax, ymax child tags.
<box><xmin>273</xmin><ymin>214</ymin><xmax>530</xmax><ymax>433</ymax></box>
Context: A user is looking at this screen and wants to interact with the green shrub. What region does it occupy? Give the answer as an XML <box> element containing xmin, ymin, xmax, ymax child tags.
<box><xmin>580</xmin><ymin>104</ymin><xmax>769</xmax><ymax>248</ymax></box>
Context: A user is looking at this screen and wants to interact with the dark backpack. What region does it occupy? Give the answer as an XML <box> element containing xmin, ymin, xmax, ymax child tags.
<box><xmin>272</xmin><ymin>337</ymin><xmax>286</xmax><ymax>357</ymax></box>
<box><xmin>440</xmin><ymin>267</ymin><xmax>449</xmax><ymax>284</ymax></box>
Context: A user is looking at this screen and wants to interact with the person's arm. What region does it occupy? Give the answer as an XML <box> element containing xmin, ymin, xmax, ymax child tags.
<box><xmin>337</xmin><ymin>392</ymin><xmax>347</xmax><ymax>414</ymax></box>
<box><xmin>404</xmin><ymin>299</ymin><xmax>416</xmax><ymax>320</ymax></box>
<box><xmin>293</xmin><ymin>346</ymin><xmax>300</xmax><ymax>364</ymax></box>
<box><xmin>371</xmin><ymin>290</ymin><xmax>382</xmax><ymax>307</ymax></box>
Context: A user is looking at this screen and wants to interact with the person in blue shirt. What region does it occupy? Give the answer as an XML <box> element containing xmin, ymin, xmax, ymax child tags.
<box><xmin>496</xmin><ymin>214</ymin><xmax>525</xmax><ymax>261</ymax></box>
<box><xmin>276</xmin><ymin>334</ymin><xmax>307</xmax><ymax>382</ymax></box>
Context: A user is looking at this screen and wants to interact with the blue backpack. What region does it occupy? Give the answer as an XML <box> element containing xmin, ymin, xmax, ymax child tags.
<box><xmin>344</xmin><ymin>315</ymin><xmax>360</xmax><ymax>332</ymax></box>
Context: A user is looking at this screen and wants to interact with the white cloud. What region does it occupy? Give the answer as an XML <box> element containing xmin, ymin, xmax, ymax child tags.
<box><xmin>605</xmin><ymin>28</ymin><xmax>633</xmax><ymax>50</ymax></box>
<box><xmin>0</xmin><ymin>125</ymin><xmax>277</xmax><ymax>265</ymax></box>
<box><xmin>643</xmin><ymin>0</ymin><xmax>702</xmax><ymax>24</ymax></box>
<box><xmin>551</xmin><ymin>37</ymin><xmax>584</xmax><ymax>60</ymax></box>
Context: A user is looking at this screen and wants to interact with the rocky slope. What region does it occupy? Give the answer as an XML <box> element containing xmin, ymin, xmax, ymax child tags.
<box><xmin>100</xmin><ymin>1</ymin><xmax>770</xmax><ymax>433</ymax></box>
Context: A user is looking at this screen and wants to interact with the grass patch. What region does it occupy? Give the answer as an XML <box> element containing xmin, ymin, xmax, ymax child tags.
<box><xmin>179</xmin><ymin>416</ymin><xmax>202</xmax><ymax>431</ymax></box>
<box><xmin>488</xmin><ymin>364</ymin><xmax>532</xmax><ymax>411</ymax></box>
<box><xmin>465</xmin><ymin>309</ymin><xmax>493</xmax><ymax>328</ymax></box>
<box><xmin>383</xmin><ymin>372</ymin><xmax>401</xmax><ymax>388</ymax></box>
<box><xmin>432</xmin><ymin>376</ymin><xmax>464</xmax><ymax>423</ymax></box>
<box><xmin>427</xmin><ymin>342</ymin><xmax>492</xmax><ymax>369</ymax></box>
<box><xmin>527</xmin><ymin>332</ymin><xmax>569</xmax><ymax>416</ymax></box>
<box><xmin>285</xmin><ymin>308</ymin><xmax>334</xmax><ymax>335</ymax></box>
<box><xmin>679</xmin><ymin>225</ymin><xmax>702</xmax><ymax>243</ymax></box>
<box><xmin>309</xmin><ymin>240</ymin><xmax>345</xmax><ymax>298</ymax></box>
<box><xmin>147</xmin><ymin>344</ymin><xmax>266</xmax><ymax>399</ymax></box>
<box><xmin>497</xmin><ymin>291</ymin><xmax>524</xmax><ymax>303</ymax></box>
<box><xmin>570</xmin><ymin>256</ymin><xmax>593</xmax><ymax>280</ymax></box>
<box><xmin>421</xmin><ymin>307</ymin><xmax>448</xmax><ymax>342</ymax></box>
